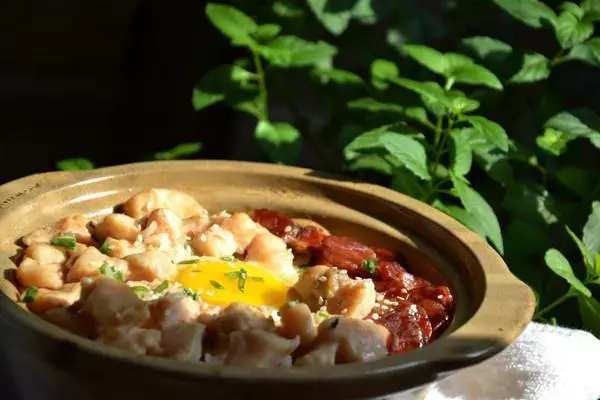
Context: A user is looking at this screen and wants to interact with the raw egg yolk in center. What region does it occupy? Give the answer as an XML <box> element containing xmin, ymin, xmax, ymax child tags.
<box><xmin>176</xmin><ymin>259</ymin><xmax>291</xmax><ymax>308</ymax></box>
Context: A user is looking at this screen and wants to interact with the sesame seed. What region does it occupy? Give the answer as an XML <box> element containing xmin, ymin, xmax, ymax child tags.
<box><xmin>371</xmin><ymin>313</ymin><xmax>379</xmax><ymax>320</ymax></box>
<box><xmin>380</xmin><ymin>304</ymin><xmax>389</xmax><ymax>310</ymax></box>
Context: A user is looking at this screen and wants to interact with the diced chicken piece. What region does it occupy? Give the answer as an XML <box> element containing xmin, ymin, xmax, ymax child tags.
<box><xmin>225</xmin><ymin>329</ymin><xmax>299</xmax><ymax>368</ymax></box>
<box><xmin>182</xmin><ymin>214</ymin><xmax>210</xmax><ymax>238</ymax></box>
<box><xmin>27</xmin><ymin>283</ymin><xmax>81</xmax><ymax>314</ymax></box>
<box><xmin>161</xmin><ymin>323</ymin><xmax>205</xmax><ymax>361</ymax></box>
<box><xmin>326</xmin><ymin>279</ymin><xmax>377</xmax><ymax>320</ymax></box>
<box><xmin>278</xmin><ymin>302</ymin><xmax>317</xmax><ymax>347</ymax></box>
<box><xmin>190</xmin><ymin>225</ymin><xmax>238</xmax><ymax>258</ymax></box>
<box><xmin>315</xmin><ymin>317</ymin><xmax>390</xmax><ymax>363</ymax></box>
<box><xmin>291</xmin><ymin>265</ymin><xmax>352</xmax><ymax>311</ymax></box>
<box><xmin>17</xmin><ymin>257</ymin><xmax>63</xmax><ymax>290</ymax></box>
<box><xmin>99</xmin><ymin>326</ymin><xmax>162</xmax><ymax>355</ymax></box>
<box><xmin>245</xmin><ymin>233</ymin><xmax>297</xmax><ymax>285</ymax></box>
<box><xmin>126</xmin><ymin>249</ymin><xmax>176</xmax><ymax>282</ymax></box>
<box><xmin>94</xmin><ymin>214</ymin><xmax>139</xmax><ymax>242</ymax></box>
<box><xmin>22</xmin><ymin>214</ymin><xmax>92</xmax><ymax>246</ymax></box>
<box><xmin>42</xmin><ymin>307</ymin><xmax>96</xmax><ymax>337</ymax></box>
<box><xmin>66</xmin><ymin>247</ymin><xmax>129</xmax><ymax>283</ymax></box>
<box><xmin>142</xmin><ymin>209</ymin><xmax>183</xmax><ymax>248</ymax></box>
<box><xmin>294</xmin><ymin>342</ymin><xmax>338</xmax><ymax>367</ymax></box>
<box><xmin>219</xmin><ymin>212</ymin><xmax>268</xmax><ymax>252</ymax></box>
<box><xmin>292</xmin><ymin>218</ymin><xmax>331</xmax><ymax>236</ymax></box>
<box><xmin>149</xmin><ymin>293</ymin><xmax>200</xmax><ymax>330</ymax></box>
<box><xmin>123</xmin><ymin>188</ymin><xmax>206</xmax><ymax>219</ymax></box>
<box><xmin>67</xmin><ymin>243</ymin><xmax>89</xmax><ymax>259</ymax></box>
<box><xmin>102</xmin><ymin>237</ymin><xmax>145</xmax><ymax>258</ymax></box>
<box><xmin>24</xmin><ymin>244</ymin><xmax>66</xmax><ymax>265</ymax></box>
<box><xmin>80</xmin><ymin>277</ymin><xmax>150</xmax><ymax>328</ymax></box>
<box><xmin>207</xmin><ymin>303</ymin><xmax>275</xmax><ymax>350</ymax></box>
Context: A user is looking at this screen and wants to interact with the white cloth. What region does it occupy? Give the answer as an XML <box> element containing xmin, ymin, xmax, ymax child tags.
<box><xmin>423</xmin><ymin>322</ymin><xmax>600</xmax><ymax>400</ymax></box>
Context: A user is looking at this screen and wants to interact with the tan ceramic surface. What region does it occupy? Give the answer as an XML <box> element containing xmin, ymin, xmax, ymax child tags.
<box><xmin>0</xmin><ymin>160</ymin><xmax>535</xmax><ymax>400</ymax></box>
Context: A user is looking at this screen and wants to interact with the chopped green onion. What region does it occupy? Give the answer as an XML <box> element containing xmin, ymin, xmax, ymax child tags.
<box><xmin>318</xmin><ymin>311</ymin><xmax>330</xmax><ymax>319</ymax></box>
<box><xmin>238</xmin><ymin>277</ymin><xmax>246</xmax><ymax>293</ymax></box>
<box><xmin>362</xmin><ymin>258</ymin><xmax>378</xmax><ymax>274</ymax></box>
<box><xmin>178</xmin><ymin>259</ymin><xmax>200</xmax><ymax>265</ymax></box>
<box><xmin>220</xmin><ymin>256</ymin><xmax>236</xmax><ymax>262</ymax></box>
<box><xmin>99</xmin><ymin>240</ymin><xmax>111</xmax><ymax>255</ymax></box>
<box><xmin>210</xmin><ymin>280</ymin><xmax>224</xmax><ymax>290</ymax></box>
<box><xmin>22</xmin><ymin>287</ymin><xmax>38</xmax><ymax>303</ymax></box>
<box><xmin>153</xmin><ymin>280</ymin><xmax>169</xmax><ymax>293</ymax></box>
<box><xmin>224</xmin><ymin>267</ymin><xmax>262</xmax><ymax>293</ymax></box>
<box><xmin>248</xmin><ymin>276</ymin><xmax>264</xmax><ymax>282</ymax></box>
<box><xmin>131</xmin><ymin>286</ymin><xmax>150</xmax><ymax>298</ymax></box>
<box><xmin>99</xmin><ymin>262</ymin><xmax>124</xmax><ymax>281</ymax></box>
<box><xmin>182</xmin><ymin>288</ymin><xmax>199</xmax><ymax>301</ymax></box>
<box><xmin>51</xmin><ymin>233</ymin><xmax>76</xmax><ymax>250</ymax></box>
<box><xmin>224</xmin><ymin>271</ymin><xmax>240</xmax><ymax>280</ymax></box>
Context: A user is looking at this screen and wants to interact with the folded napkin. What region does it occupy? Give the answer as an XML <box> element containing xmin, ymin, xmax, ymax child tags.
<box><xmin>423</xmin><ymin>322</ymin><xmax>600</xmax><ymax>400</ymax></box>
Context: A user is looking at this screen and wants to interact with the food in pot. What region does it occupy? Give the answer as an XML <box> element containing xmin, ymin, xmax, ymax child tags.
<box><xmin>13</xmin><ymin>188</ymin><xmax>454</xmax><ymax>367</ymax></box>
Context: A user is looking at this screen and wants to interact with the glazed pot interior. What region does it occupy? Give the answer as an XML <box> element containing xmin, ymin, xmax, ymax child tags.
<box><xmin>0</xmin><ymin>161</ymin><xmax>534</xmax><ymax>399</ymax></box>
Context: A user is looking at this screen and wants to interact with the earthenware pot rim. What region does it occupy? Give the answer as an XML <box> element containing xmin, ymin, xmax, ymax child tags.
<box><xmin>0</xmin><ymin>160</ymin><xmax>535</xmax><ymax>386</ymax></box>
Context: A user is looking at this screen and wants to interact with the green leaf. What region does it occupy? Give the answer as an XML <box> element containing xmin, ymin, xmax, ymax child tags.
<box><xmin>445</xmin><ymin>205</ymin><xmax>488</xmax><ymax>240</ymax></box>
<box><xmin>403</xmin><ymin>44</ymin><xmax>447</xmax><ymax>75</ymax></box>
<box><xmin>348</xmin><ymin>154</ymin><xmax>393</xmax><ymax>175</ymax></box>
<box><xmin>252</xmin><ymin>24</ymin><xmax>281</xmax><ymax>41</ymax></box>
<box><xmin>463</xmin><ymin>116</ymin><xmax>509</xmax><ymax>152</ymax></box>
<box><xmin>307</xmin><ymin>0</ymin><xmax>353</xmax><ymax>35</ymax></box>
<box><xmin>583</xmin><ymin>202</ymin><xmax>600</xmax><ymax>256</ymax></box>
<box><xmin>544</xmin><ymin>249</ymin><xmax>591</xmax><ymax>297</ymax></box>
<box><xmin>154</xmin><ymin>142</ymin><xmax>202</xmax><ymax>160</ymax></box>
<box><xmin>555</xmin><ymin>3</ymin><xmax>594</xmax><ymax>49</ymax></box>
<box><xmin>556</xmin><ymin>166</ymin><xmax>593</xmax><ymax>198</ymax></box>
<box><xmin>192</xmin><ymin>90</ymin><xmax>225</xmax><ymax>111</ymax></box>
<box><xmin>392</xmin><ymin>78</ymin><xmax>452</xmax><ymax>110</ymax></box>
<box><xmin>254</xmin><ymin>121</ymin><xmax>301</xmax><ymax>164</ymax></box>
<box><xmin>444</xmin><ymin>54</ymin><xmax>504</xmax><ymax>90</ymax></box>
<box><xmin>578</xmin><ymin>296</ymin><xmax>600</xmax><ymax>336</ymax></box>
<box><xmin>460</xmin><ymin>36</ymin><xmax>513</xmax><ymax>60</ymax></box>
<box><xmin>348</xmin><ymin>98</ymin><xmax>404</xmax><ymax>114</ymax></box>
<box><xmin>56</xmin><ymin>158</ymin><xmax>95</xmax><ymax>171</ymax></box>
<box><xmin>343</xmin><ymin>126</ymin><xmax>387</xmax><ymax>160</ymax></box>
<box><xmin>205</xmin><ymin>3</ymin><xmax>258</xmax><ymax>46</ymax></box>
<box><xmin>509</xmin><ymin>53</ymin><xmax>551</xmax><ymax>83</ymax></box>
<box><xmin>312</xmin><ymin>68</ymin><xmax>363</xmax><ymax>84</ymax></box>
<box><xmin>258</xmin><ymin>36</ymin><xmax>337</xmax><ymax>68</ymax></box>
<box><xmin>544</xmin><ymin>109</ymin><xmax>600</xmax><ymax>150</ymax></box>
<box><xmin>502</xmin><ymin>182</ymin><xmax>559</xmax><ymax>224</ymax></box>
<box><xmin>390</xmin><ymin>168</ymin><xmax>428</xmax><ymax>199</ymax></box>
<box><xmin>447</xmin><ymin>90</ymin><xmax>480</xmax><ymax>114</ymax></box>
<box><xmin>536</xmin><ymin>127</ymin><xmax>574</xmax><ymax>156</ymax></box>
<box><xmin>451</xmin><ymin>175</ymin><xmax>504</xmax><ymax>253</ymax></box>
<box><xmin>371</xmin><ymin>59</ymin><xmax>399</xmax><ymax>80</ymax></box>
<box><xmin>566</xmin><ymin>225</ymin><xmax>595</xmax><ymax>277</ymax></box>
<box><xmin>450</xmin><ymin>130</ymin><xmax>473</xmax><ymax>176</ymax></box>
<box><xmin>568</xmin><ymin>38</ymin><xmax>600</xmax><ymax>66</ymax></box>
<box><xmin>193</xmin><ymin>64</ymin><xmax>258</xmax><ymax>114</ymax></box>
<box><xmin>493</xmin><ymin>0</ymin><xmax>557</xmax><ymax>28</ymax></box>
<box><xmin>272</xmin><ymin>1</ymin><xmax>305</xmax><ymax>18</ymax></box>
<box><xmin>379</xmin><ymin>133</ymin><xmax>431</xmax><ymax>180</ymax></box>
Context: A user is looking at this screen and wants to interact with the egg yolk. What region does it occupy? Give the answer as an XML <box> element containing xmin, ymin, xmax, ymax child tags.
<box><xmin>176</xmin><ymin>258</ymin><xmax>291</xmax><ymax>308</ymax></box>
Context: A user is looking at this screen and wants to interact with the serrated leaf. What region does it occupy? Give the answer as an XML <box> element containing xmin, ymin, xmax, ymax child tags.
<box><xmin>544</xmin><ymin>249</ymin><xmax>591</xmax><ymax>297</ymax></box>
<box><xmin>258</xmin><ymin>36</ymin><xmax>337</xmax><ymax>68</ymax></box>
<box><xmin>379</xmin><ymin>133</ymin><xmax>431</xmax><ymax>180</ymax></box>
<box><xmin>343</xmin><ymin>126</ymin><xmax>388</xmax><ymax>160</ymax></box>
<box><xmin>154</xmin><ymin>142</ymin><xmax>202</xmax><ymax>160</ymax></box>
<box><xmin>502</xmin><ymin>182</ymin><xmax>559</xmax><ymax>224</ymax></box>
<box><xmin>464</xmin><ymin>116</ymin><xmax>509</xmax><ymax>152</ymax></box>
<box><xmin>536</xmin><ymin>127</ymin><xmax>573</xmax><ymax>156</ymax></box>
<box><xmin>493</xmin><ymin>0</ymin><xmax>557</xmax><ymax>28</ymax></box>
<box><xmin>556</xmin><ymin>166</ymin><xmax>593</xmax><ymax>198</ymax></box>
<box><xmin>390</xmin><ymin>168</ymin><xmax>428</xmax><ymax>199</ymax></box>
<box><xmin>566</xmin><ymin>225</ymin><xmax>595</xmax><ymax>277</ymax></box>
<box><xmin>578</xmin><ymin>296</ymin><xmax>600</xmax><ymax>336</ymax></box>
<box><xmin>313</xmin><ymin>68</ymin><xmax>363</xmax><ymax>84</ymax></box>
<box><xmin>545</xmin><ymin>109</ymin><xmax>600</xmax><ymax>150</ymax></box>
<box><xmin>404</xmin><ymin>107</ymin><xmax>430</xmax><ymax>125</ymax></box>
<box><xmin>460</xmin><ymin>36</ymin><xmax>513</xmax><ymax>60</ymax></box>
<box><xmin>252</xmin><ymin>24</ymin><xmax>281</xmax><ymax>41</ymax></box>
<box><xmin>392</xmin><ymin>78</ymin><xmax>452</xmax><ymax>110</ymax></box>
<box><xmin>444</xmin><ymin>54</ymin><xmax>504</xmax><ymax>90</ymax></box>
<box><xmin>447</xmin><ymin>90</ymin><xmax>480</xmax><ymax>113</ymax></box>
<box><xmin>450</xmin><ymin>130</ymin><xmax>472</xmax><ymax>176</ymax></box>
<box><xmin>451</xmin><ymin>175</ymin><xmax>504</xmax><ymax>253</ymax></box>
<box><xmin>509</xmin><ymin>53</ymin><xmax>551</xmax><ymax>83</ymax></box>
<box><xmin>56</xmin><ymin>158</ymin><xmax>94</xmax><ymax>171</ymax></box>
<box><xmin>555</xmin><ymin>3</ymin><xmax>594</xmax><ymax>49</ymax></box>
<box><xmin>445</xmin><ymin>206</ymin><xmax>488</xmax><ymax>240</ymax></box>
<box><xmin>205</xmin><ymin>3</ymin><xmax>257</xmax><ymax>46</ymax></box>
<box><xmin>371</xmin><ymin>59</ymin><xmax>399</xmax><ymax>89</ymax></box>
<box><xmin>584</xmin><ymin>202</ymin><xmax>600</xmax><ymax>256</ymax></box>
<box><xmin>568</xmin><ymin>38</ymin><xmax>600</xmax><ymax>66</ymax></box>
<box><xmin>403</xmin><ymin>45</ymin><xmax>447</xmax><ymax>75</ymax></box>
<box><xmin>254</xmin><ymin>121</ymin><xmax>301</xmax><ymax>164</ymax></box>
<box><xmin>348</xmin><ymin>98</ymin><xmax>404</xmax><ymax>113</ymax></box>
<box><xmin>348</xmin><ymin>154</ymin><xmax>393</xmax><ymax>175</ymax></box>
<box><xmin>307</xmin><ymin>0</ymin><xmax>353</xmax><ymax>35</ymax></box>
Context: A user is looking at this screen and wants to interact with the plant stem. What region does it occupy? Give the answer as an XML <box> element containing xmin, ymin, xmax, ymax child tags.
<box><xmin>533</xmin><ymin>290</ymin><xmax>573</xmax><ymax>320</ymax></box>
<box><xmin>252</xmin><ymin>50</ymin><xmax>268</xmax><ymax>120</ymax></box>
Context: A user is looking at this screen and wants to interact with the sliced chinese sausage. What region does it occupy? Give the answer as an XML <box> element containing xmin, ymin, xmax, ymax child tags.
<box><xmin>17</xmin><ymin>257</ymin><xmax>64</xmax><ymax>290</ymax></box>
<box><xmin>407</xmin><ymin>285</ymin><xmax>454</xmax><ymax>309</ymax></box>
<box><xmin>93</xmin><ymin>214</ymin><xmax>139</xmax><ymax>243</ymax></box>
<box><xmin>418</xmin><ymin>298</ymin><xmax>450</xmax><ymax>332</ymax></box>
<box><xmin>377</xmin><ymin>301</ymin><xmax>432</xmax><ymax>355</ymax></box>
<box><xmin>26</xmin><ymin>283</ymin><xmax>81</xmax><ymax>314</ymax></box>
<box><xmin>314</xmin><ymin>317</ymin><xmax>390</xmax><ymax>363</ymax></box>
<box><xmin>377</xmin><ymin>261</ymin><xmax>430</xmax><ymax>292</ymax></box>
<box><xmin>317</xmin><ymin>236</ymin><xmax>376</xmax><ymax>277</ymax></box>
<box><xmin>249</xmin><ymin>209</ymin><xmax>297</xmax><ymax>240</ymax></box>
<box><xmin>123</xmin><ymin>188</ymin><xmax>206</xmax><ymax>219</ymax></box>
